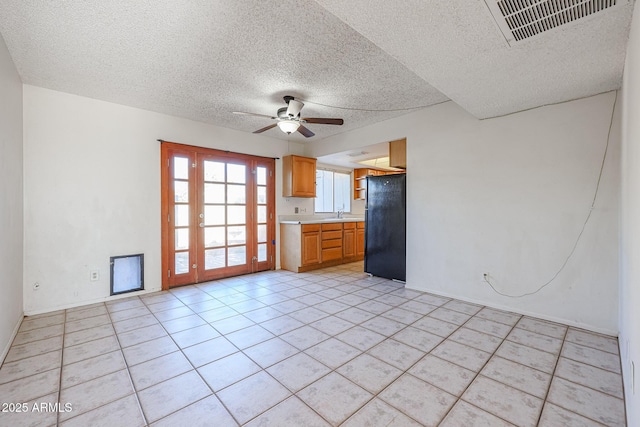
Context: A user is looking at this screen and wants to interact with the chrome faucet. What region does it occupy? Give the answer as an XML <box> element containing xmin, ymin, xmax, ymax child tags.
<box><xmin>336</xmin><ymin>209</ymin><xmax>344</xmax><ymax>219</ymax></box>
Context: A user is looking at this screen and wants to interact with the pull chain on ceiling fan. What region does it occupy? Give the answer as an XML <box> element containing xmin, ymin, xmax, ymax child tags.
<box><xmin>233</xmin><ymin>96</ymin><xmax>344</xmax><ymax>138</ymax></box>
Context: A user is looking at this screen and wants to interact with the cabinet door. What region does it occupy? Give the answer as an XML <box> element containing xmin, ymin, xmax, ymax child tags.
<box><xmin>389</xmin><ymin>138</ymin><xmax>407</xmax><ymax>169</ymax></box>
<box><xmin>293</xmin><ymin>156</ymin><xmax>316</xmax><ymax>197</ymax></box>
<box><xmin>302</xmin><ymin>232</ymin><xmax>321</xmax><ymax>266</ymax></box>
<box><xmin>343</xmin><ymin>228</ymin><xmax>356</xmax><ymax>258</ymax></box>
<box><xmin>356</xmin><ymin>227</ymin><xmax>365</xmax><ymax>257</ymax></box>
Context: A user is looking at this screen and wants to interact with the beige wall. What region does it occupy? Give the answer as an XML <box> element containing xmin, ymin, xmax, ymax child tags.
<box><xmin>0</xmin><ymin>32</ymin><xmax>24</xmax><ymax>360</ymax></box>
<box><xmin>308</xmin><ymin>92</ymin><xmax>620</xmax><ymax>335</ymax></box>
<box><xmin>619</xmin><ymin>2</ymin><xmax>640</xmax><ymax>424</ymax></box>
<box><xmin>22</xmin><ymin>85</ymin><xmax>305</xmax><ymax>314</ymax></box>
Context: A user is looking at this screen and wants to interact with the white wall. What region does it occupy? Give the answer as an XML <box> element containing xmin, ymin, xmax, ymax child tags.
<box><xmin>0</xmin><ymin>34</ymin><xmax>24</xmax><ymax>360</ymax></box>
<box><xmin>23</xmin><ymin>85</ymin><xmax>305</xmax><ymax>314</ymax></box>
<box><xmin>308</xmin><ymin>92</ymin><xmax>620</xmax><ymax>334</ymax></box>
<box><xmin>620</xmin><ymin>2</ymin><xmax>640</xmax><ymax>424</ymax></box>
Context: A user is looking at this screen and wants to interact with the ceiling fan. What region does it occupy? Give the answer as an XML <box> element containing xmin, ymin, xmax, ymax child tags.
<box><xmin>233</xmin><ymin>96</ymin><xmax>344</xmax><ymax>138</ymax></box>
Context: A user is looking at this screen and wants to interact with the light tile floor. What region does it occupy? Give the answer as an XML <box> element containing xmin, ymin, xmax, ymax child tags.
<box><xmin>0</xmin><ymin>262</ymin><xmax>626</xmax><ymax>426</ymax></box>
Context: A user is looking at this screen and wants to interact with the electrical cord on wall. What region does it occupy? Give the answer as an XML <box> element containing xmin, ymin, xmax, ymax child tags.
<box><xmin>483</xmin><ymin>91</ymin><xmax>618</xmax><ymax>298</ymax></box>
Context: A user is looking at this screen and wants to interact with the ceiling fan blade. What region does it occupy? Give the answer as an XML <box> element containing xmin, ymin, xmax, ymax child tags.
<box><xmin>233</xmin><ymin>111</ymin><xmax>277</xmax><ymax>119</ymax></box>
<box><xmin>297</xmin><ymin>124</ymin><xmax>315</xmax><ymax>138</ymax></box>
<box><xmin>253</xmin><ymin>123</ymin><xmax>277</xmax><ymax>134</ymax></box>
<box><xmin>301</xmin><ymin>117</ymin><xmax>344</xmax><ymax>125</ymax></box>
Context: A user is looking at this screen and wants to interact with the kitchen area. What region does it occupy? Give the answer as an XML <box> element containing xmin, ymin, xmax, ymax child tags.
<box><xmin>279</xmin><ymin>138</ymin><xmax>407</xmax><ymax>281</ymax></box>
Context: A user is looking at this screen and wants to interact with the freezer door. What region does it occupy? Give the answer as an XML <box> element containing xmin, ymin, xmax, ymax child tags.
<box><xmin>364</xmin><ymin>174</ymin><xmax>406</xmax><ymax>281</ymax></box>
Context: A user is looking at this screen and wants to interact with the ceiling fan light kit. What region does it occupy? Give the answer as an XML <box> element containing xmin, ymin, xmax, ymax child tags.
<box><xmin>277</xmin><ymin>120</ymin><xmax>301</xmax><ymax>134</ymax></box>
<box><xmin>234</xmin><ymin>96</ymin><xmax>344</xmax><ymax>138</ymax></box>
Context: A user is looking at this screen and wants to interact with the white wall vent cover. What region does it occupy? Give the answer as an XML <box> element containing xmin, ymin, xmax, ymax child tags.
<box><xmin>485</xmin><ymin>0</ymin><xmax>629</xmax><ymax>44</ymax></box>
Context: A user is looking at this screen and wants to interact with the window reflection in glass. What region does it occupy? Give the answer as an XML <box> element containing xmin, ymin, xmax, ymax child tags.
<box><xmin>174</xmin><ymin>157</ymin><xmax>189</xmax><ymax>180</ymax></box>
<box><xmin>204</xmin><ymin>161</ymin><xmax>225</xmax><ymax>182</ymax></box>
<box><xmin>227</xmin><ymin>164</ymin><xmax>246</xmax><ymax>184</ymax></box>
<box><xmin>228</xmin><ymin>246</ymin><xmax>246</xmax><ymax>266</ymax></box>
<box><xmin>227</xmin><ymin>184</ymin><xmax>246</xmax><ymax>204</ymax></box>
<box><xmin>227</xmin><ymin>226</ymin><xmax>246</xmax><ymax>245</ymax></box>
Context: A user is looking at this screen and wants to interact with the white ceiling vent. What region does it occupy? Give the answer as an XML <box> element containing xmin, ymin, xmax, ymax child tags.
<box><xmin>485</xmin><ymin>0</ymin><xmax>629</xmax><ymax>44</ymax></box>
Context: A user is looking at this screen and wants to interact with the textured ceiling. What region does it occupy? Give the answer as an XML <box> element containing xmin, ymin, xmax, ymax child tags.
<box><xmin>0</xmin><ymin>0</ymin><xmax>635</xmax><ymax>141</ymax></box>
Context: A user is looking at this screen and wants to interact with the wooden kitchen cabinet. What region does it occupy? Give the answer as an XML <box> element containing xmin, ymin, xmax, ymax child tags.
<box><xmin>354</xmin><ymin>168</ymin><xmax>387</xmax><ymax>200</ymax></box>
<box><xmin>343</xmin><ymin>222</ymin><xmax>356</xmax><ymax>258</ymax></box>
<box><xmin>321</xmin><ymin>223</ymin><xmax>343</xmax><ymax>262</ymax></box>
<box><xmin>356</xmin><ymin>221</ymin><xmax>365</xmax><ymax>257</ymax></box>
<box><xmin>280</xmin><ymin>221</ymin><xmax>365</xmax><ymax>272</ymax></box>
<box><xmin>282</xmin><ymin>155</ymin><xmax>316</xmax><ymax>197</ymax></box>
<box><xmin>301</xmin><ymin>224</ymin><xmax>321</xmax><ymax>266</ymax></box>
<box><xmin>389</xmin><ymin>138</ymin><xmax>407</xmax><ymax>169</ymax></box>
<box><xmin>281</xmin><ymin>223</ymin><xmax>321</xmax><ymax>272</ymax></box>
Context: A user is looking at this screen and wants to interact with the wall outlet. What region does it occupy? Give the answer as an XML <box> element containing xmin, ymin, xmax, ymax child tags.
<box><xmin>295</xmin><ymin>207</ymin><xmax>299</xmax><ymax>214</ymax></box>
<box><xmin>90</xmin><ymin>270</ymin><xmax>99</xmax><ymax>281</ymax></box>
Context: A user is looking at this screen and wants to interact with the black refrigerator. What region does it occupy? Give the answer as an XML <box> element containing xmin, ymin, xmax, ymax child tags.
<box><xmin>364</xmin><ymin>173</ymin><xmax>406</xmax><ymax>281</ymax></box>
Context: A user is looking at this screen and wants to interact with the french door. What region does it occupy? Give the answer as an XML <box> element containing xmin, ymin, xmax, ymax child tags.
<box><xmin>161</xmin><ymin>142</ymin><xmax>275</xmax><ymax>289</ymax></box>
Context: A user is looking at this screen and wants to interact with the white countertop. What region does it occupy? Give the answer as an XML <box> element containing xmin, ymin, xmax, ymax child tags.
<box><xmin>280</xmin><ymin>218</ymin><xmax>364</xmax><ymax>225</ymax></box>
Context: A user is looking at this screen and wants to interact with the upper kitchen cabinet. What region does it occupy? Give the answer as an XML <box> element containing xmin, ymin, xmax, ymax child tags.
<box><xmin>389</xmin><ymin>138</ymin><xmax>407</xmax><ymax>169</ymax></box>
<box><xmin>282</xmin><ymin>155</ymin><xmax>316</xmax><ymax>197</ymax></box>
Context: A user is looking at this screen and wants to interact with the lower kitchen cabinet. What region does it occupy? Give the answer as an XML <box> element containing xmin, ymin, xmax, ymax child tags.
<box><xmin>280</xmin><ymin>221</ymin><xmax>364</xmax><ymax>273</ymax></box>
<box><xmin>343</xmin><ymin>223</ymin><xmax>356</xmax><ymax>258</ymax></box>
<box><xmin>301</xmin><ymin>224</ymin><xmax>321</xmax><ymax>266</ymax></box>
<box><xmin>356</xmin><ymin>222</ymin><xmax>365</xmax><ymax>257</ymax></box>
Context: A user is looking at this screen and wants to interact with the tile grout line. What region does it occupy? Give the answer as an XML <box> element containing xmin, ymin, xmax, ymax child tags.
<box><xmin>103</xmin><ymin>300</ymin><xmax>151</xmax><ymax>427</ymax></box>
<box><xmin>138</xmin><ymin>290</ymin><xmax>246</xmax><ymax>426</ymax></box>
<box><xmin>3</xmin><ymin>263</ymin><xmax>626</xmax><ymax>426</ymax></box>
<box><xmin>534</xmin><ymin>325</ymin><xmax>569</xmax><ymax>426</ymax></box>
<box><xmin>55</xmin><ymin>308</ymin><xmax>67</xmax><ymax>427</ymax></box>
<box><xmin>432</xmin><ymin>309</ymin><xmax>524</xmax><ymax>426</ymax></box>
<box><xmin>216</xmin><ymin>269</ymin><xmax>409</xmax><ymax>425</ymax></box>
<box><xmin>298</xmin><ymin>294</ymin><xmax>458</xmax><ymax>425</ymax></box>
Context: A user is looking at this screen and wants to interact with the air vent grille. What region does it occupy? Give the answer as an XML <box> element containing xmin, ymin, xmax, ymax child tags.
<box><xmin>485</xmin><ymin>0</ymin><xmax>627</xmax><ymax>43</ymax></box>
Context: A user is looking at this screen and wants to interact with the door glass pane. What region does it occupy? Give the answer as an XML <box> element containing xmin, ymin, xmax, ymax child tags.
<box><xmin>257</xmin><ymin>186</ymin><xmax>266</xmax><ymax>204</ymax></box>
<box><xmin>175</xmin><ymin>252</ymin><xmax>189</xmax><ymax>274</ymax></box>
<box><xmin>205</xmin><ymin>248</ymin><xmax>225</xmax><ymax>270</ymax></box>
<box><xmin>228</xmin><ymin>246</ymin><xmax>246</xmax><ymax>266</ymax></box>
<box><xmin>227</xmin><ymin>164</ymin><xmax>246</xmax><ymax>184</ymax></box>
<box><xmin>204</xmin><ymin>161</ymin><xmax>225</xmax><ymax>182</ymax></box>
<box><xmin>174</xmin><ymin>181</ymin><xmax>189</xmax><ymax>202</ymax></box>
<box><xmin>258</xmin><ymin>243</ymin><xmax>267</xmax><ymax>262</ymax></box>
<box><xmin>257</xmin><ymin>224</ymin><xmax>267</xmax><ymax>243</ymax></box>
<box><xmin>175</xmin><ymin>228</ymin><xmax>189</xmax><ymax>250</ymax></box>
<box><xmin>227</xmin><ymin>185</ymin><xmax>246</xmax><ymax>204</ymax></box>
<box><xmin>227</xmin><ymin>206</ymin><xmax>246</xmax><ymax>225</ymax></box>
<box><xmin>204</xmin><ymin>205</ymin><xmax>225</xmax><ymax>225</ymax></box>
<box><xmin>175</xmin><ymin>205</ymin><xmax>189</xmax><ymax>226</ymax></box>
<box><xmin>204</xmin><ymin>227</ymin><xmax>225</xmax><ymax>247</ymax></box>
<box><xmin>228</xmin><ymin>226</ymin><xmax>246</xmax><ymax>245</ymax></box>
<box><xmin>204</xmin><ymin>183</ymin><xmax>225</xmax><ymax>204</ymax></box>
<box><xmin>257</xmin><ymin>206</ymin><xmax>267</xmax><ymax>223</ymax></box>
<box><xmin>257</xmin><ymin>167</ymin><xmax>267</xmax><ymax>186</ymax></box>
<box><xmin>174</xmin><ymin>157</ymin><xmax>189</xmax><ymax>180</ymax></box>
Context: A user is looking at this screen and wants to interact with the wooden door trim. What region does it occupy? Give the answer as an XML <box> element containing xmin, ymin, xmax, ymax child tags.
<box><xmin>161</xmin><ymin>141</ymin><xmax>276</xmax><ymax>290</ymax></box>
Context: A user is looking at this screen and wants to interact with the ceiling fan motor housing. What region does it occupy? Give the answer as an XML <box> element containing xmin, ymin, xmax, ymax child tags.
<box><xmin>284</xmin><ymin>96</ymin><xmax>304</xmax><ymax>118</ymax></box>
<box><xmin>277</xmin><ymin>107</ymin><xmax>289</xmax><ymax>119</ymax></box>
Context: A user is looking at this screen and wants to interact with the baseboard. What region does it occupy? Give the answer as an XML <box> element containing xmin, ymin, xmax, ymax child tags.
<box><xmin>1</xmin><ymin>312</ymin><xmax>24</xmax><ymax>364</ymax></box>
<box><xmin>405</xmin><ymin>284</ymin><xmax>618</xmax><ymax>337</ymax></box>
<box><xmin>23</xmin><ymin>287</ymin><xmax>162</xmax><ymax>317</ymax></box>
